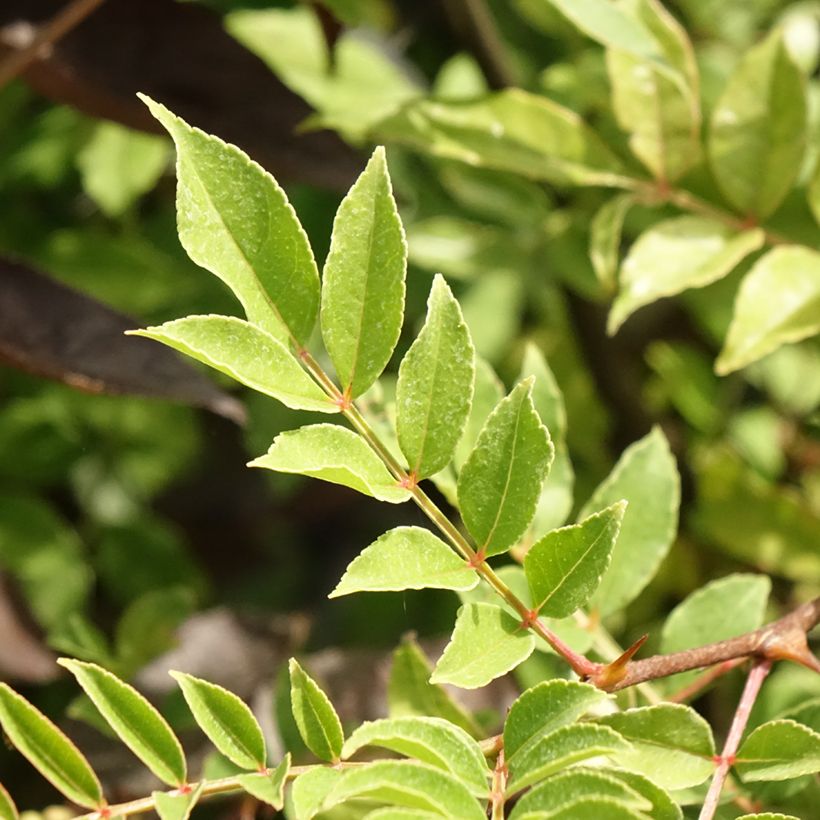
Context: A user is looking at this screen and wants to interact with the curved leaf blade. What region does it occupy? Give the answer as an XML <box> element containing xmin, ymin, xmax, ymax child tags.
<box><xmin>153</xmin><ymin>782</ymin><xmax>204</xmax><ymax>820</ymax></box>
<box><xmin>291</xmin><ymin>767</ymin><xmax>342</xmax><ymax>820</ymax></box>
<box><xmin>0</xmin><ymin>783</ymin><xmax>16</xmax><ymax>820</ymax></box>
<box><xmin>237</xmin><ymin>755</ymin><xmax>290</xmax><ymax>809</ymax></box>
<box><xmin>736</xmin><ymin>720</ymin><xmax>820</xmax><ymax>781</ymax></box>
<box><xmin>289</xmin><ymin>659</ymin><xmax>344</xmax><ymax>763</ymax></box>
<box><xmin>590</xmin><ymin>193</ymin><xmax>634</xmax><ymax>294</ymax></box>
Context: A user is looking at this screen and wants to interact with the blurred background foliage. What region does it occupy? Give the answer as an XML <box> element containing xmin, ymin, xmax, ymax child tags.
<box><xmin>1</xmin><ymin>0</ymin><xmax>820</xmax><ymax>815</ymax></box>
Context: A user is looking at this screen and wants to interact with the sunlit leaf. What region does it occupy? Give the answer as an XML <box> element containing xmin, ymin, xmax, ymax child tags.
<box><xmin>289</xmin><ymin>659</ymin><xmax>344</xmax><ymax>763</ymax></box>
<box><xmin>153</xmin><ymin>782</ymin><xmax>203</xmax><ymax>820</ymax></box>
<box><xmin>736</xmin><ymin>720</ymin><xmax>820</xmax><ymax>781</ymax></box>
<box><xmin>0</xmin><ymin>783</ymin><xmax>16</xmax><ymax>820</ymax></box>
<box><xmin>590</xmin><ymin>193</ymin><xmax>634</xmax><ymax>294</ymax></box>
<box><xmin>290</xmin><ymin>767</ymin><xmax>342</xmax><ymax>820</ymax></box>
<box><xmin>237</xmin><ymin>755</ymin><xmax>290</xmax><ymax>809</ymax></box>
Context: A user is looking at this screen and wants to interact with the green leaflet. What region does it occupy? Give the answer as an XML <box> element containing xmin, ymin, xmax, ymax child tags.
<box><xmin>528</xmin><ymin>797</ymin><xmax>647</xmax><ymax>819</ymax></box>
<box><xmin>396</xmin><ymin>275</ymin><xmax>475</xmax><ymax>479</ymax></box>
<box><xmin>506</xmin><ymin>723</ymin><xmax>630</xmax><ymax>793</ymax></box>
<box><xmin>341</xmin><ymin>716</ymin><xmax>489</xmax><ymax>796</ymax></box>
<box><xmin>524</xmin><ymin>502</ymin><xmax>626</xmax><ymax>618</ymax></box>
<box><xmin>580</xmin><ymin>427</ymin><xmax>679</xmax><ymax>616</ymax></box>
<box><xmin>58</xmin><ymin>659</ymin><xmax>187</xmax><ymax>787</ymax></box>
<box><xmin>387</xmin><ymin>636</ymin><xmax>481</xmax><ymax>737</ymax></box>
<box><xmin>603</xmin><ymin>770</ymin><xmax>682</xmax><ymax>820</ymax></box>
<box><xmin>735</xmin><ymin>815</ymin><xmax>800</xmax><ymax>820</ymax></box>
<box><xmin>0</xmin><ymin>683</ymin><xmax>103</xmax><ymax>809</ymax></box>
<box><xmin>453</xmin><ymin>356</ymin><xmax>504</xmax><ymax>471</ymax></box>
<box><xmin>520</xmin><ymin>343</ymin><xmax>565</xmax><ymax>440</ymax></box>
<box><xmin>590</xmin><ymin>193</ymin><xmax>634</xmax><ymax>294</ymax></box>
<box><xmin>290</xmin><ymin>767</ymin><xmax>342</xmax><ymax>820</ymax></box>
<box><xmin>716</xmin><ymin>246</ymin><xmax>820</xmax><ymax>375</ymax></box>
<box><xmin>153</xmin><ymin>782</ymin><xmax>203</xmax><ymax>820</ymax></box>
<box><xmin>363</xmin><ymin>810</ymin><xmax>440</xmax><ymax>819</ymax></box>
<box><xmin>608</xmin><ymin>217</ymin><xmax>765</xmax><ymax>334</ymax></box>
<box><xmin>431</xmin><ymin>602</ymin><xmax>536</xmax><ymax>689</ymax></box>
<box><xmin>594</xmin><ymin>704</ymin><xmax>715</xmax><ymax>789</ymax></box>
<box><xmin>374</xmin><ymin>89</ymin><xmax>627</xmax><ymax>187</ymax></box>
<box><xmin>458</xmin><ymin>380</ymin><xmax>553</xmax><ymax>557</ymax></box>
<box><xmin>325</xmin><ymin>760</ymin><xmax>486</xmax><ymax>819</ymax></box>
<box><xmin>249</xmin><ymin>424</ymin><xmax>410</xmax><ymax>503</ymax></box>
<box><xmin>130</xmin><ymin>316</ymin><xmax>336</xmax><ymax>414</ymax></box>
<box><xmin>735</xmin><ymin>720</ymin><xmax>820</xmax><ymax>781</ymax></box>
<box><xmin>708</xmin><ymin>31</ymin><xmax>806</xmax><ymax>219</ymax></box>
<box><xmin>289</xmin><ymin>658</ymin><xmax>344</xmax><ymax>763</ymax></box>
<box><xmin>810</xmin><ymin>161</ymin><xmax>820</xmax><ymax>225</ymax></box>
<box><xmin>504</xmin><ymin>679</ymin><xmax>609</xmax><ymax>763</ymax></box>
<box><xmin>171</xmin><ymin>671</ymin><xmax>266</xmax><ymax>771</ymax></box>
<box><xmin>321</xmin><ymin>146</ymin><xmax>407</xmax><ymax>398</ymax></box>
<box><xmin>237</xmin><ymin>755</ymin><xmax>290</xmax><ymax>809</ymax></box>
<box><xmin>0</xmin><ymin>783</ymin><xmax>16</xmax><ymax>820</ymax></box>
<box><xmin>140</xmin><ymin>95</ymin><xmax>320</xmax><ymax>344</ymax></box>
<box><xmin>330</xmin><ymin>526</ymin><xmax>477</xmax><ymax>597</ymax></box>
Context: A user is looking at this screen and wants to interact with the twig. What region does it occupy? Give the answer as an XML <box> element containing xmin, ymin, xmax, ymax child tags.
<box><xmin>668</xmin><ymin>658</ymin><xmax>746</xmax><ymax>703</ymax></box>
<box><xmin>489</xmin><ymin>747</ymin><xmax>507</xmax><ymax>819</ymax></box>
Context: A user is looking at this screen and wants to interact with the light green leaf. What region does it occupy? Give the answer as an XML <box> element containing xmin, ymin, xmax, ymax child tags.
<box><xmin>387</xmin><ymin>636</ymin><xmax>481</xmax><ymax>737</ymax></box>
<box><xmin>608</xmin><ymin>217</ymin><xmax>765</xmax><ymax>334</ymax></box>
<box><xmin>0</xmin><ymin>683</ymin><xmax>103</xmax><ymax>808</ymax></box>
<box><xmin>590</xmin><ymin>193</ymin><xmax>634</xmax><ymax>294</ymax></box>
<box><xmin>341</xmin><ymin>717</ymin><xmax>489</xmax><ymax>796</ymax></box>
<box><xmin>431</xmin><ymin>602</ymin><xmax>536</xmax><ymax>689</ymax></box>
<box><xmin>58</xmin><ymin>659</ymin><xmax>186</xmax><ymax>787</ymax></box>
<box><xmin>321</xmin><ymin>146</ymin><xmax>407</xmax><ymax>398</ymax></box>
<box><xmin>595</xmin><ymin>704</ymin><xmax>715</xmax><ymax>789</ymax></box>
<box><xmin>520</xmin><ymin>343</ymin><xmax>566</xmax><ymax>441</ymax></box>
<box><xmin>171</xmin><ymin>671</ymin><xmax>266</xmax><ymax>771</ymax></box>
<box><xmin>458</xmin><ymin>380</ymin><xmax>554</xmax><ymax>557</ymax></box>
<box><xmin>291</xmin><ymin>767</ymin><xmax>342</xmax><ymax>820</ymax></box>
<box><xmin>580</xmin><ymin>427</ymin><xmax>679</xmax><ymax>616</ymax></box>
<box><xmin>396</xmin><ymin>275</ymin><xmax>475</xmax><ymax>479</ymax></box>
<box><xmin>130</xmin><ymin>316</ymin><xmax>335</xmax><ymax>413</ymax></box>
<box><xmin>532</xmin><ymin>797</ymin><xmax>647</xmax><ymax>819</ymax></box>
<box><xmin>454</xmin><ymin>357</ymin><xmax>504</xmax><ymax>471</ymax></box>
<box><xmin>237</xmin><ymin>755</ymin><xmax>290</xmax><ymax>809</ymax></box>
<box><xmin>525</xmin><ymin>502</ymin><xmax>626</xmax><ymax>618</ymax></box>
<box><xmin>140</xmin><ymin>95</ymin><xmax>319</xmax><ymax>344</ymax></box>
<box><xmin>736</xmin><ymin>720</ymin><xmax>820</xmax><ymax>781</ymax></box>
<box><xmin>735</xmin><ymin>815</ymin><xmax>800</xmax><ymax>820</ymax></box>
<box><xmin>508</xmin><ymin>767</ymin><xmax>650</xmax><ymax>819</ymax></box>
<box><xmin>364</xmin><ymin>810</ymin><xmax>440</xmax><ymax>820</ymax></box>
<box><xmin>0</xmin><ymin>783</ymin><xmax>16</xmax><ymax>820</ymax></box>
<box><xmin>153</xmin><ymin>783</ymin><xmax>203</xmax><ymax>820</ymax></box>
<box><xmin>603</xmin><ymin>770</ymin><xmax>682</xmax><ymax>820</ymax></box>
<box><xmin>716</xmin><ymin>246</ymin><xmax>820</xmax><ymax>375</ymax></box>
<box><xmin>375</xmin><ymin>89</ymin><xmax>627</xmax><ymax>186</ymax></box>
<box><xmin>708</xmin><ymin>32</ymin><xmax>806</xmax><ymax>219</ymax></box>
<box><xmin>504</xmin><ymin>679</ymin><xmax>609</xmax><ymax>763</ymax></box>
<box><xmin>507</xmin><ymin>723</ymin><xmax>630</xmax><ymax>793</ymax></box>
<box><xmin>249</xmin><ymin>424</ymin><xmax>410</xmax><ymax>503</ymax></box>
<box><xmin>77</xmin><ymin>122</ymin><xmax>169</xmax><ymax>217</ymax></box>
<box><xmin>809</xmin><ymin>161</ymin><xmax>820</xmax><ymax>225</ymax></box>
<box><xmin>330</xmin><ymin>526</ymin><xmax>477</xmax><ymax>598</ymax></box>
<box><xmin>326</xmin><ymin>761</ymin><xmax>486</xmax><ymax>819</ymax></box>
<box><xmin>289</xmin><ymin>658</ymin><xmax>344</xmax><ymax>762</ymax></box>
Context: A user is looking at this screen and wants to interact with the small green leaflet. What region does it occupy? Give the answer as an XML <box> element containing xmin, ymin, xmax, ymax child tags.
<box><xmin>0</xmin><ymin>683</ymin><xmax>103</xmax><ymax>809</ymax></box>
<box><xmin>708</xmin><ymin>31</ymin><xmax>806</xmax><ymax>220</ymax></box>
<box><xmin>431</xmin><ymin>602</ymin><xmax>535</xmax><ymax>689</ymax></box>
<box><xmin>735</xmin><ymin>720</ymin><xmax>820</xmax><ymax>781</ymax></box>
<box><xmin>735</xmin><ymin>815</ymin><xmax>800</xmax><ymax>820</ymax></box>
<box><xmin>341</xmin><ymin>716</ymin><xmax>489</xmax><ymax>796</ymax></box>
<box><xmin>237</xmin><ymin>755</ymin><xmax>290</xmax><ymax>809</ymax></box>
<box><xmin>330</xmin><ymin>526</ymin><xmax>477</xmax><ymax>597</ymax></box>
<box><xmin>364</xmin><ymin>810</ymin><xmax>440</xmax><ymax>819</ymax></box>
<box><xmin>58</xmin><ymin>659</ymin><xmax>187</xmax><ymax>787</ymax></box>
<box><xmin>320</xmin><ymin>146</ymin><xmax>407</xmax><ymax>398</ymax></box>
<box><xmin>716</xmin><ymin>246</ymin><xmax>820</xmax><ymax>375</ymax></box>
<box><xmin>290</xmin><ymin>767</ymin><xmax>342</xmax><ymax>819</ymax></box>
<box><xmin>603</xmin><ymin>770</ymin><xmax>682</xmax><ymax>820</ymax></box>
<box><xmin>590</xmin><ymin>193</ymin><xmax>634</xmax><ymax>294</ymax></box>
<box><xmin>130</xmin><ymin>316</ymin><xmax>336</xmax><ymax>413</ymax></box>
<box><xmin>531</xmin><ymin>797</ymin><xmax>647</xmax><ymax>819</ymax></box>
<box><xmin>520</xmin><ymin>343</ymin><xmax>565</xmax><ymax>440</ymax></box>
<box><xmin>0</xmin><ymin>783</ymin><xmax>16</xmax><ymax>820</ymax></box>
<box><xmin>595</xmin><ymin>703</ymin><xmax>715</xmax><ymax>789</ymax></box>
<box><xmin>140</xmin><ymin>96</ymin><xmax>319</xmax><ymax>345</ymax></box>
<box><xmin>171</xmin><ymin>671</ymin><xmax>266</xmax><ymax>771</ymax></box>
<box><xmin>289</xmin><ymin>658</ymin><xmax>344</xmax><ymax>762</ymax></box>
<box><xmin>153</xmin><ymin>782</ymin><xmax>203</xmax><ymax>820</ymax></box>
<box><xmin>608</xmin><ymin>217</ymin><xmax>765</xmax><ymax>334</ymax></box>
<box><xmin>580</xmin><ymin>427</ymin><xmax>679</xmax><ymax>616</ymax></box>
<box><xmin>249</xmin><ymin>424</ymin><xmax>410</xmax><ymax>503</ymax></box>
<box><xmin>458</xmin><ymin>379</ymin><xmax>553</xmax><ymax>557</ymax></box>
<box><xmin>396</xmin><ymin>274</ymin><xmax>475</xmax><ymax>479</ymax></box>
<box><xmin>525</xmin><ymin>501</ymin><xmax>626</xmax><ymax>618</ymax></box>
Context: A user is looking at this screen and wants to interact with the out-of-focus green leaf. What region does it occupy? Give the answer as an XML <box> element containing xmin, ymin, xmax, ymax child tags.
<box><xmin>590</xmin><ymin>193</ymin><xmax>634</xmax><ymax>294</ymax></box>
<box><xmin>290</xmin><ymin>767</ymin><xmax>342</xmax><ymax>820</ymax></box>
<box><xmin>237</xmin><ymin>755</ymin><xmax>290</xmax><ymax>808</ymax></box>
<box><xmin>716</xmin><ymin>246</ymin><xmax>820</xmax><ymax>375</ymax></box>
<box><xmin>460</xmin><ymin>271</ymin><xmax>524</xmax><ymax>361</ymax></box>
<box><xmin>709</xmin><ymin>32</ymin><xmax>806</xmax><ymax>219</ymax></box>
<box><xmin>0</xmin><ymin>783</ymin><xmax>16</xmax><ymax>820</ymax></box>
<box><xmin>454</xmin><ymin>357</ymin><xmax>504</xmax><ymax>472</ymax></box>
<box><xmin>330</xmin><ymin>526</ymin><xmax>477</xmax><ymax>597</ymax></box>
<box><xmin>810</xmin><ymin>161</ymin><xmax>820</xmax><ymax>225</ymax></box>
<box><xmin>609</xmin><ymin>217</ymin><xmax>764</xmax><ymax>333</ymax></box>
<box><xmin>534</xmin><ymin>798</ymin><xmax>647</xmax><ymax>819</ymax></box>
<box><xmin>0</xmin><ymin>684</ymin><xmax>103</xmax><ymax>809</ymax></box>
<box><xmin>396</xmin><ymin>275</ymin><xmax>474</xmax><ymax>479</ymax></box>
<box><xmin>580</xmin><ymin>427</ymin><xmax>680</xmax><ymax>616</ymax></box>
<box><xmin>140</xmin><ymin>95</ymin><xmax>319</xmax><ymax>344</ymax></box>
<box><xmin>153</xmin><ymin>783</ymin><xmax>203</xmax><ymax>820</ymax></box>
<box><xmin>736</xmin><ymin>720</ymin><xmax>820</xmax><ymax>781</ymax></box>
<box><xmin>58</xmin><ymin>660</ymin><xmax>186</xmax><ymax>787</ymax></box>
<box><xmin>321</xmin><ymin>146</ymin><xmax>406</xmax><ymax>399</ymax></box>
<box><xmin>249</xmin><ymin>424</ymin><xmax>410</xmax><ymax>503</ymax></box>
<box><xmin>431</xmin><ymin>602</ymin><xmax>536</xmax><ymax>689</ymax></box>
<box><xmin>289</xmin><ymin>659</ymin><xmax>344</xmax><ymax>763</ymax></box>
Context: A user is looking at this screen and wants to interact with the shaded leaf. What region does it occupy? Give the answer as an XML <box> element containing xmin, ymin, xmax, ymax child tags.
<box><xmin>330</xmin><ymin>526</ymin><xmax>477</xmax><ymax>598</ymax></box>
<box><xmin>0</xmin><ymin>784</ymin><xmax>16</xmax><ymax>820</ymax></box>
<box><xmin>153</xmin><ymin>783</ymin><xmax>204</xmax><ymax>820</ymax></box>
<box><xmin>604</xmin><ymin>770</ymin><xmax>682</xmax><ymax>820</ymax></box>
<box><xmin>171</xmin><ymin>671</ymin><xmax>266</xmax><ymax>771</ymax></box>
<box><xmin>736</xmin><ymin>815</ymin><xmax>800</xmax><ymax>820</ymax></box>
<box><xmin>736</xmin><ymin>720</ymin><xmax>820</xmax><ymax>781</ymax></box>
<box><xmin>290</xmin><ymin>767</ymin><xmax>342</xmax><ymax>819</ymax></box>
<box><xmin>431</xmin><ymin>602</ymin><xmax>536</xmax><ymax>689</ymax></box>
<box><xmin>590</xmin><ymin>193</ymin><xmax>634</xmax><ymax>294</ymax></box>
<box><xmin>321</xmin><ymin>146</ymin><xmax>407</xmax><ymax>398</ymax></box>
<box><xmin>58</xmin><ymin>659</ymin><xmax>186</xmax><ymax>787</ymax></box>
<box><xmin>454</xmin><ymin>356</ymin><xmax>504</xmax><ymax>471</ymax></box>
<box><xmin>237</xmin><ymin>755</ymin><xmax>290</xmax><ymax>809</ymax></box>
<box><xmin>249</xmin><ymin>424</ymin><xmax>410</xmax><ymax>503</ymax></box>
<box><xmin>289</xmin><ymin>658</ymin><xmax>344</xmax><ymax>763</ymax></box>
<box><xmin>396</xmin><ymin>275</ymin><xmax>475</xmax><ymax>479</ymax></box>
<box><xmin>0</xmin><ymin>683</ymin><xmax>103</xmax><ymax>808</ymax></box>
